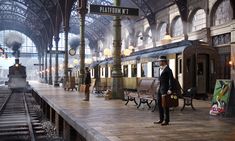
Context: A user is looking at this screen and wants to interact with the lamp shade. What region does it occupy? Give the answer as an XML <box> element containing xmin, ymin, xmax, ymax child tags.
<box><xmin>103</xmin><ymin>48</ymin><xmax>111</xmax><ymax>57</ymax></box>
<box><xmin>161</xmin><ymin>34</ymin><xmax>172</xmax><ymax>45</ymax></box>
<box><xmin>123</xmin><ymin>49</ymin><xmax>132</xmax><ymax>56</ymax></box>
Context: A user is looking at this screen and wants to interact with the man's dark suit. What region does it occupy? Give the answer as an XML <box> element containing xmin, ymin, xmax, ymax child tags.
<box><xmin>157</xmin><ymin>66</ymin><xmax>174</xmax><ymax>123</ymax></box>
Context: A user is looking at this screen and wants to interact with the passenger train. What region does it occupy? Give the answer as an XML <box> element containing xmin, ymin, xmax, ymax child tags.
<box><xmin>89</xmin><ymin>40</ymin><xmax>218</xmax><ymax>98</ymax></box>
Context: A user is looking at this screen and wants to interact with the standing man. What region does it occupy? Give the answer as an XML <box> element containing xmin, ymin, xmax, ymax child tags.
<box><xmin>154</xmin><ymin>56</ymin><xmax>174</xmax><ymax>126</ymax></box>
<box><xmin>83</xmin><ymin>67</ymin><xmax>91</xmax><ymax>101</ymax></box>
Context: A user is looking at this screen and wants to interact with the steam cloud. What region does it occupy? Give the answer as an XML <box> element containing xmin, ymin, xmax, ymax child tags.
<box><xmin>69</xmin><ymin>36</ymin><xmax>80</xmax><ymax>50</ymax></box>
<box><xmin>4</xmin><ymin>32</ymin><xmax>24</xmax><ymax>58</ymax></box>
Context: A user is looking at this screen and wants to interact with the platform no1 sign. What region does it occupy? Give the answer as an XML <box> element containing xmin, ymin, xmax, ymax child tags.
<box><xmin>89</xmin><ymin>4</ymin><xmax>139</xmax><ymax>17</ymax></box>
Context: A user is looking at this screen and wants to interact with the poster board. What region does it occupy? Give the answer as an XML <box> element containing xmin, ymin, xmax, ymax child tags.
<box><xmin>209</xmin><ymin>79</ymin><xmax>232</xmax><ymax>116</ymax></box>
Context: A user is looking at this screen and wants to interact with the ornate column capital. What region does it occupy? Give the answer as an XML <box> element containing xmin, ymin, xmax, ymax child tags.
<box><xmin>54</xmin><ymin>36</ymin><xmax>60</xmax><ymax>42</ymax></box>
<box><xmin>63</xmin><ymin>26</ymin><xmax>70</xmax><ymax>32</ymax></box>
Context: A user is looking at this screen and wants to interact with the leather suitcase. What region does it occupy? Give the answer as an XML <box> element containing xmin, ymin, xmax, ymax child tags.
<box><xmin>80</xmin><ymin>84</ymin><xmax>86</xmax><ymax>93</ymax></box>
<box><xmin>162</xmin><ymin>94</ymin><xmax>179</xmax><ymax>108</ymax></box>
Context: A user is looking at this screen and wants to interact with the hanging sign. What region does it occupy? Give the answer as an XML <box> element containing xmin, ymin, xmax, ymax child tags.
<box><xmin>89</xmin><ymin>4</ymin><xmax>139</xmax><ymax>16</ymax></box>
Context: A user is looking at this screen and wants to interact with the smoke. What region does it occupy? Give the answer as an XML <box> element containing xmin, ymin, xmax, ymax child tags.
<box><xmin>4</xmin><ymin>32</ymin><xmax>24</xmax><ymax>58</ymax></box>
<box><xmin>69</xmin><ymin>36</ymin><xmax>80</xmax><ymax>50</ymax></box>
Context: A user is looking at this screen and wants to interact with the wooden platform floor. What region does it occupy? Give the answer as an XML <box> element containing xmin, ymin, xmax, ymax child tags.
<box><xmin>30</xmin><ymin>81</ymin><xmax>235</xmax><ymax>141</ymax></box>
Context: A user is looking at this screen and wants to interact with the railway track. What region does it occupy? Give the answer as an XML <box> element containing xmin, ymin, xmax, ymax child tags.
<box><xmin>0</xmin><ymin>88</ymin><xmax>47</xmax><ymax>141</ymax></box>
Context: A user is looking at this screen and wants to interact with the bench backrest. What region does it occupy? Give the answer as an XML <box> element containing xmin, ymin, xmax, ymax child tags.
<box><xmin>138</xmin><ymin>79</ymin><xmax>155</xmax><ymax>91</ymax></box>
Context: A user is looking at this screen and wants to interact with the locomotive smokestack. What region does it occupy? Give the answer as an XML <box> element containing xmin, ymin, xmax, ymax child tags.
<box><xmin>15</xmin><ymin>59</ymin><xmax>20</xmax><ymax>67</ymax></box>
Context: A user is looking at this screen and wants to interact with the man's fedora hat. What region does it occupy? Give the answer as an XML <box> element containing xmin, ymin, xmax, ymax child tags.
<box><xmin>157</xmin><ymin>56</ymin><xmax>168</xmax><ymax>61</ymax></box>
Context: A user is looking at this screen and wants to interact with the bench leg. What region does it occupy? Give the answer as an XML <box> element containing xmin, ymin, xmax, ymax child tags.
<box><xmin>181</xmin><ymin>99</ymin><xmax>186</xmax><ymax>111</ymax></box>
<box><xmin>125</xmin><ymin>97</ymin><xmax>130</xmax><ymax>105</ymax></box>
<box><xmin>151</xmin><ymin>99</ymin><xmax>157</xmax><ymax>112</ymax></box>
<box><xmin>147</xmin><ymin>101</ymin><xmax>151</xmax><ymax>109</ymax></box>
<box><xmin>134</xmin><ymin>98</ymin><xmax>138</xmax><ymax>105</ymax></box>
<box><xmin>137</xmin><ymin>99</ymin><xmax>142</xmax><ymax>109</ymax></box>
<box><xmin>191</xmin><ymin>99</ymin><xmax>196</xmax><ymax>111</ymax></box>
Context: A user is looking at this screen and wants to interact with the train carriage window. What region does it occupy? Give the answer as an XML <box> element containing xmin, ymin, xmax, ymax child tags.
<box><xmin>152</xmin><ymin>62</ymin><xmax>160</xmax><ymax>78</ymax></box>
<box><xmin>141</xmin><ymin>63</ymin><xmax>148</xmax><ymax>77</ymax></box>
<box><xmin>131</xmin><ymin>64</ymin><xmax>137</xmax><ymax>77</ymax></box>
<box><xmin>110</xmin><ymin>67</ymin><xmax>113</xmax><ymax>77</ymax></box>
<box><xmin>197</xmin><ymin>63</ymin><xmax>204</xmax><ymax>75</ymax></box>
<box><xmin>178</xmin><ymin>59</ymin><xmax>182</xmax><ymax>74</ymax></box>
<box><xmin>105</xmin><ymin>66</ymin><xmax>108</xmax><ymax>78</ymax></box>
<box><xmin>101</xmin><ymin>67</ymin><xmax>104</xmax><ymax>77</ymax></box>
<box><xmin>93</xmin><ymin>69</ymin><xmax>95</xmax><ymax>77</ymax></box>
<box><xmin>123</xmin><ymin>65</ymin><xmax>128</xmax><ymax>77</ymax></box>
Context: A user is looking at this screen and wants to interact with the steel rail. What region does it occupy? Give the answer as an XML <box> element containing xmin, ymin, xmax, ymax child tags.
<box><xmin>23</xmin><ymin>91</ymin><xmax>36</xmax><ymax>141</ymax></box>
<box><xmin>0</xmin><ymin>91</ymin><xmax>12</xmax><ymax>115</ymax></box>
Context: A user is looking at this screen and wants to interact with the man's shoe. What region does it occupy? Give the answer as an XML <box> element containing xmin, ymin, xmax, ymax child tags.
<box><xmin>153</xmin><ymin>120</ymin><xmax>163</xmax><ymax>124</ymax></box>
<box><xmin>83</xmin><ymin>98</ymin><xmax>89</xmax><ymax>101</ymax></box>
<box><xmin>161</xmin><ymin>121</ymin><xmax>169</xmax><ymax>126</ymax></box>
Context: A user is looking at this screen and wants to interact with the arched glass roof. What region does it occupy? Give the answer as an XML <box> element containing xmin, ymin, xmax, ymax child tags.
<box><xmin>0</xmin><ymin>0</ymin><xmax>181</xmax><ymax>56</ymax></box>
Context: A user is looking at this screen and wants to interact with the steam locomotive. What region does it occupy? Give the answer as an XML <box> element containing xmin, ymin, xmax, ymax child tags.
<box><xmin>8</xmin><ymin>59</ymin><xmax>28</xmax><ymax>92</ymax></box>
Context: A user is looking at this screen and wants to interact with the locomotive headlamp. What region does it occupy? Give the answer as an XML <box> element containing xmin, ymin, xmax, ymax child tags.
<box><xmin>15</xmin><ymin>64</ymin><xmax>19</xmax><ymax>67</ymax></box>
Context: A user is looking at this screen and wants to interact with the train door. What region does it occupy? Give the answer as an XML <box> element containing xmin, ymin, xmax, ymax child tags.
<box><xmin>197</xmin><ymin>55</ymin><xmax>208</xmax><ymax>94</ymax></box>
<box><xmin>177</xmin><ymin>55</ymin><xmax>183</xmax><ymax>87</ymax></box>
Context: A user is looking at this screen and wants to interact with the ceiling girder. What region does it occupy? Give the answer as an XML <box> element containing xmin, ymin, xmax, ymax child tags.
<box><xmin>0</xmin><ymin>15</ymin><xmax>45</xmax><ymax>51</ymax></box>
<box><xmin>130</xmin><ymin>0</ymin><xmax>153</xmax><ymax>16</ymax></box>
<box><xmin>0</xmin><ymin>2</ymin><xmax>51</xmax><ymax>46</ymax></box>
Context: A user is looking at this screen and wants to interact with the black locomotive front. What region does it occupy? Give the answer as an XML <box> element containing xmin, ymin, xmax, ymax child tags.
<box><xmin>8</xmin><ymin>59</ymin><xmax>27</xmax><ymax>92</ymax></box>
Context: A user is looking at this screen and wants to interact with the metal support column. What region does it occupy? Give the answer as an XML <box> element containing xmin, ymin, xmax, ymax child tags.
<box><xmin>64</xmin><ymin>26</ymin><xmax>69</xmax><ymax>86</ymax></box>
<box><xmin>49</xmin><ymin>43</ymin><xmax>53</xmax><ymax>85</ymax></box>
<box><xmin>111</xmin><ymin>0</ymin><xmax>124</xmax><ymax>99</ymax></box>
<box><xmin>78</xmin><ymin>0</ymin><xmax>88</xmax><ymax>86</ymax></box>
<box><xmin>41</xmin><ymin>55</ymin><xmax>44</xmax><ymax>80</ymax></box>
<box><xmin>54</xmin><ymin>36</ymin><xmax>60</xmax><ymax>87</ymax></box>
<box><xmin>39</xmin><ymin>56</ymin><xmax>42</xmax><ymax>79</ymax></box>
<box><xmin>45</xmin><ymin>50</ymin><xmax>48</xmax><ymax>83</ymax></box>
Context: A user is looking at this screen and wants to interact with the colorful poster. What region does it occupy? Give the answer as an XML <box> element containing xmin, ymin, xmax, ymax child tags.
<box><xmin>210</xmin><ymin>79</ymin><xmax>232</xmax><ymax>116</ymax></box>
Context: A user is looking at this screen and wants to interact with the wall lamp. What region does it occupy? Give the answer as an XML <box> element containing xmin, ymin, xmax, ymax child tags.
<box><xmin>229</xmin><ymin>60</ymin><xmax>235</xmax><ymax>69</ymax></box>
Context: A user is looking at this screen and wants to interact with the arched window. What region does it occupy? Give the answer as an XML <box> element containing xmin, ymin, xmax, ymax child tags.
<box><xmin>191</xmin><ymin>9</ymin><xmax>206</xmax><ymax>32</ymax></box>
<box><xmin>172</xmin><ymin>16</ymin><xmax>183</xmax><ymax>37</ymax></box>
<box><xmin>213</xmin><ymin>0</ymin><xmax>233</xmax><ymax>26</ymax></box>
<box><xmin>146</xmin><ymin>28</ymin><xmax>152</xmax><ymax>44</ymax></box>
<box><xmin>136</xmin><ymin>32</ymin><xmax>143</xmax><ymax>46</ymax></box>
<box><xmin>159</xmin><ymin>23</ymin><xmax>167</xmax><ymax>40</ymax></box>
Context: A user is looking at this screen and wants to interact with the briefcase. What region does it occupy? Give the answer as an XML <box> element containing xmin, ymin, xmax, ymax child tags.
<box><xmin>162</xmin><ymin>93</ymin><xmax>179</xmax><ymax>108</ymax></box>
<box><xmin>80</xmin><ymin>84</ymin><xmax>86</xmax><ymax>93</ymax></box>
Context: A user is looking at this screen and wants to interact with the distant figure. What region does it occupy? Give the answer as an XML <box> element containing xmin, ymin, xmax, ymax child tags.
<box><xmin>83</xmin><ymin>67</ymin><xmax>91</xmax><ymax>101</ymax></box>
<box><xmin>154</xmin><ymin>56</ymin><xmax>174</xmax><ymax>126</ymax></box>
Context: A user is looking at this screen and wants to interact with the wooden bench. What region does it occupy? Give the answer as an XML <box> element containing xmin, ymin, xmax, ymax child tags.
<box><xmin>137</xmin><ymin>80</ymin><xmax>159</xmax><ymax>109</ymax></box>
<box><xmin>125</xmin><ymin>79</ymin><xmax>157</xmax><ymax>108</ymax></box>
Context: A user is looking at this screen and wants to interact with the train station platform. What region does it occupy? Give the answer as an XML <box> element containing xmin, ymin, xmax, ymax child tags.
<box><xmin>30</xmin><ymin>81</ymin><xmax>235</xmax><ymax>141</ymax></box>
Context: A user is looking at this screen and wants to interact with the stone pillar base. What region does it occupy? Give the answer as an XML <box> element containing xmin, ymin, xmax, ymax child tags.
<box><xmin>54</xmin><ymin>83</ymin><xmax>60</xmax><ymax>87</ymax></box>
<box><xmin>111</xmin><ymin>77</ymin><xmax>124</xmax><ymax>99</ymax></box>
